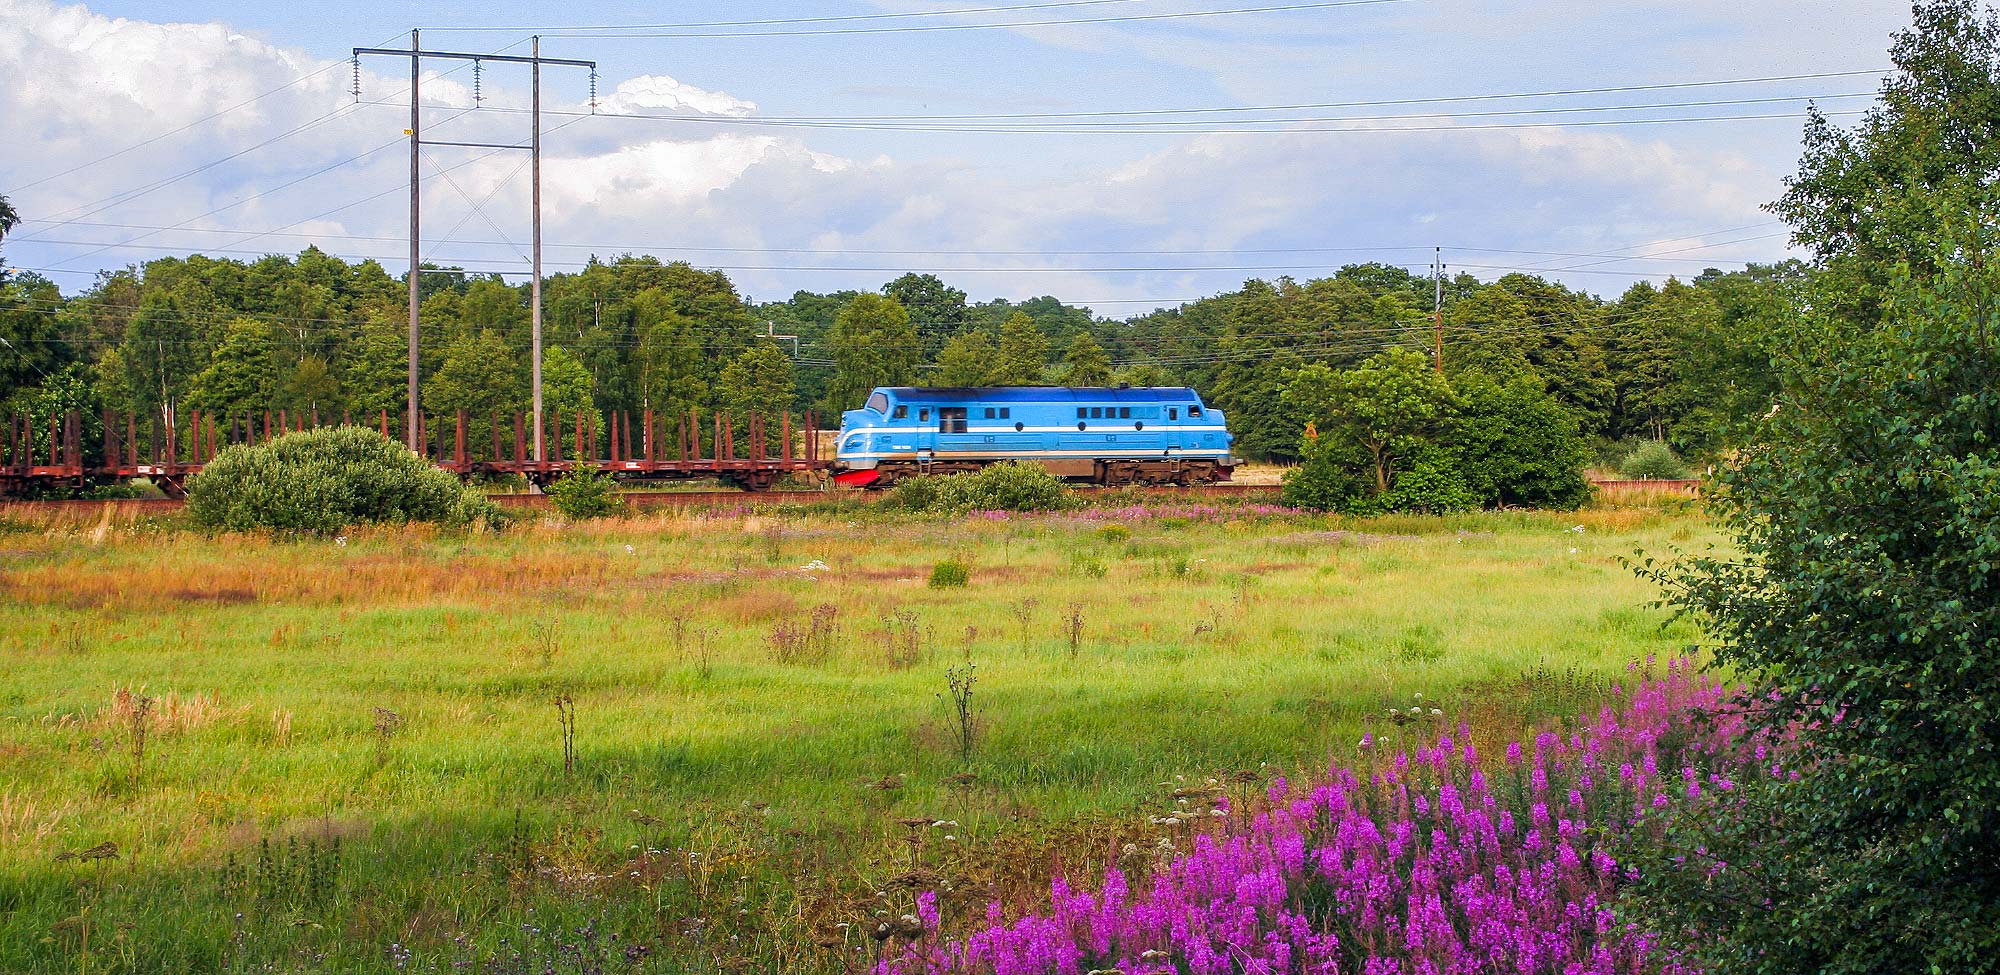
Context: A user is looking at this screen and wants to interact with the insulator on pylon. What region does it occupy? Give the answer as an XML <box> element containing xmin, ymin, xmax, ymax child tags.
<box><xmin>589</xmin><ymin>68</ymin><xmax>598</xmax><ymax>114</ymax></box>
<box><xmin>472</xmin><ymin>59</ymin><xmax>482</xmax><ymax>107</ymax></box>
<box><xmin>349</xmin><ymin>55</ymin><xmax>361</xmax><ymax>102</ymax></box>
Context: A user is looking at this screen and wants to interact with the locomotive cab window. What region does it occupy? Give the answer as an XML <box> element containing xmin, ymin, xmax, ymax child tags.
<box><xmin>1169</xmin><ymin>408</ymin><xmax>1179</xmax><ymax>420</ymax></box>
<box><xmin>939</xmin><ymin>407</ymin><xmax>967</xmax><ymax>434</ymax></box>
<box><xmin>892</xmin><ymin>405</ymin><xmax>908</xmax><ymax>420</ymax></box>
<box><xmin>867</xmin><ymin>392</ymin><xmax>890</xmax><ymax>414</ymax></box>
<box><xmin>919</xmin><ymin>408</ymin><xmax>931</xmax><ymax>422</ymax></box>
<box><xmin>1188</xmin><ymin>405</ymin><xmax>1203</xmax><ymax>417</ymax></box>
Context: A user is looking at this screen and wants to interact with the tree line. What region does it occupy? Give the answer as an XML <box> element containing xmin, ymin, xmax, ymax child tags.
<box><xmin>0</xmin><ymin>214</ymin><xmax>1798</xmax><ymax>473</ymax></box>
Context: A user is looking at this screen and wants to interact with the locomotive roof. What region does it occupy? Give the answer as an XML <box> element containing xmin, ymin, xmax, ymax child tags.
<box><xmin>878</xmin><ymin>386</ymin><xmax>1202</xmax><ymax>403</ymax></box>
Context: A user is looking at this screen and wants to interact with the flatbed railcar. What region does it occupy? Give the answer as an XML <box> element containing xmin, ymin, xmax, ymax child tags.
<box><xmin>831</xmin><ymin>386</ymin><xmax>1236</xmax><ymax>488</ymax></box>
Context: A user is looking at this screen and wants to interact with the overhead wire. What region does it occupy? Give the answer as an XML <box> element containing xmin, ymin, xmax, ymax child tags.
<box><xmin>528</xmin><ymin>0</ymin><xmax>1415</xmax><ymax>39</ymax></box>
<box><xmin>423</xmin><ymin>0</ymin><xmax>1156</xmax><ymax>32</ymax></box>
<box><xmin>534</xmin><ymin>105</ymin><xmax>1867</xmax><ymax>135</ymax></box>
<box><xmin>559</xmin><ymin>90</ymin><xmax>1878</xmax><ymax>129</ymax></box>
<box><xmin>30</xmin><ymin>38</ymin><xmax>556</xmax><ymax>275</ymax></box>
<box><xmin>0</xmin><ymin>28</ymin><xmax>417</xmax><ymax>195</ymax></box>
<box><xmin>0</xmin><ymin>220</ymin><xmax>1793</xmax><ymax>264</ymax></box>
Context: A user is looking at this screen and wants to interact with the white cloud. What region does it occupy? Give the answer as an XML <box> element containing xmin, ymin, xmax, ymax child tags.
<box><xmin>597</xmin><ymin>74</ymin><xmax>757</xmax><ymax>118</ymax></box>
<box><xmin>1</xmin><ymin>0</ymin><xmax>1834</xmax><ymax>307</ymax></box>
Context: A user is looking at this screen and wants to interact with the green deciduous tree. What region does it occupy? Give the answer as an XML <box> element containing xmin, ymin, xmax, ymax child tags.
<box><xmin>992</xmin><ymin>312</ymin><xmax>1050</xmax><ymax>385</ymax></box>
<box><xmin>1624</xmin><ymin>5</ymin><xmax>2000</xmax><ymax>972</ymax></box>
<box><xmin>883</xmin><ymin>272</ymin><xmax>968</xmax><ymax>360</ymax></box>
<box><xmin>1061</xmin><ymin>331</ymin><xmax>1113</xmax><ymax>386</ymax></box>
<box><xmin>1285</xmin><ymin>348</ymin><xmax>1453</xmax><ymax>497</ymax></box>
<box><xmin>423</xmin><ymin>329</ymin><xmax>520</xmax><ymax>451</ymax></box>
<box><xmin>541</xmin><ymin>346</ymin><xmax>596</xmax><ymax>420</ymax></box>
<box><xmin>933</xmin><ymin>331</ymin><xmax>997</xmax><ymax>386</ymax></box>
<box><xmin>185</xmin><ymin>319</ymin><xmax>275</xmax><ymax>419</ymax></box>
<box><xmin>716</xmin><ymin>343</ymin><xmax>796</xmax><ymax>451</ymax></box>
<box><xmin>827</xmin><ymin>293</ymin><xmax>918</xmax><ymax>408</ymax></box>
<box><xmin>1451</xmin><ymin>371</ymin><xmax>1591</xmax><ymax>509</ymax></box>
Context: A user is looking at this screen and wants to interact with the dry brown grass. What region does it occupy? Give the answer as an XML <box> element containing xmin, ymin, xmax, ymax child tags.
<box><xmin>0</xmin><ymin>788</ymin><xmax>75</xmax><ymax>846</ymax></box>
<box><xmin>0</xmin><ymin>546</ymin><xmax>630</xmax><ymax>610</ymax></box>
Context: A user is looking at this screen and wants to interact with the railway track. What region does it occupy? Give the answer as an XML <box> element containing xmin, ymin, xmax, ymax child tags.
<box><xmin>1</xmin><ymin>481</ymin><xmax>1282</xmax><ymax>518</ymax></box>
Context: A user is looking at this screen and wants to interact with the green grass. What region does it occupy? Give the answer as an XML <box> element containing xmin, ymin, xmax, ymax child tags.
<box><xmin>0</xmin><ymin>502</ymin><xmax>1712</xmax><ymax>973</ymax></box>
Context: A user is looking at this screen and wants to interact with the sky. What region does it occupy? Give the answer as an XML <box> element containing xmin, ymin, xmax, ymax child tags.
<box><xmin>0</xmin><ymin>0</ymin><xmax>1918</xmax><ymax>315</ymax></box>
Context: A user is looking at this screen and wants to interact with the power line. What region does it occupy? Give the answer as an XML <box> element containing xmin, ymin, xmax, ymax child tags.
<box><xmin>0</xmin><ymin>27</ymin><xmax>424</xmax><ymax>195</ymax></box>
<box><xmin>17</xmin><ymin>102</ymin><xmax>373</xmax><ymax>234</ymax></box>
<box><xmin>424</xmin><ymin>0</ymin><xmax>1155</xmax><ymax>32</ymax></box>
<box><xmin>14</xmin><ymin>37</ymin><xmax>529</xmax><ymax>247</ymax></box>
<box><xmin>643</xmin><ymin>69</ymin><xmax>1887</xmax><ymax>122</ymax></box>
<box><xmin>542</xmin><ymin>103</ymin><xmax>1866</xmax><ymax>135</ymax></box>
<box><xmin>512</xmin><ymin>91</ymin><xmax>1881</xmax><ymax>132</ymax></box>
<box><xmin>6</xmin><ymin>241</ymin><xmax>1783</xmax><ymax>280</ymax></box>
<box><xmin>531</xmin><ymin>0</ymin><xmax>1414</xmax><ymax>38</ymax></box>
<box><xmin>12</xmin><ymin>218</ymin><xmax>1790</xmax><ymax>265</ymax></box>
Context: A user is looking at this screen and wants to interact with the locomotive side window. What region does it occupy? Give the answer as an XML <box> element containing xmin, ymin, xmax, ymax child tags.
<box><xmin>867</xmin><ymin>392</ymin><xmax>890</xmax><ymax>414</ymax></box>
<box><xmin>999</xmin><ymin>408</ymin><xmax>1010</xmax><ymax>419</ymax></box>
<box><xmin>1077</xmin><ymin>408</ymin><xmax>1087</xmax><ymax>419</ymax></box>
<box><xmin>983</xmin><ymin>408</ymin><xmax>996</xmax><ymax>419</ymax></box>
<box><xmin>1119</xmin><ymin>407</ymin><xmax>1131</xmax><ymax>419</ymax></box>
<box><xmin>1169</xmin><ymin>408</ymin><xmax>1178</xmax><ymax>420</ymax></box>
<box><xmin>940</xmin><ymin>407</ymin><xmax>967</xmax><ymax>434</ymax></box>
<box><xmin>893</xmin><ymin>406</ymin><xmax>908</xmax><ymax>419</ymax></box>
<box><xmin>919</xmin><ymin>408</ymin><xmax>931</xmax><ymax>422</ymax></box>
<box><xmin>1189</xmin><ymin>405</ymin><xmax>1203</xmax><ymax>417</ymax></box>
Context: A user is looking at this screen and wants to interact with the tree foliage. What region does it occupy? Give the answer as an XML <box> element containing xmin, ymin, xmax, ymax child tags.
<box><xmin>1061</xmin><ymin>331</ymin><xmax>1113</xmax><ymax>386</ymax></box>
<box><xmin>187</xmin><ymin>425</ymin><xmax>498</xmax><ymax>535</ymax></box>
<box><xmin>1624</xmin><ymin>5</ymin><xmax>2000</xmax><ymax>971</ymax></box>
<box><xmin>992</xmin><ymin>312</ymin><xmax>1050</xmax><ymax>385</ymax></box>
<box><xmin>827</xmin><ymin>293</ymin><xmax>917</xmax><ymax>407</ymax></box>
<box><xmin>1283</xmin><ymin>349</ymin><xmax>1589</xmax><ymax>513</ymax></box>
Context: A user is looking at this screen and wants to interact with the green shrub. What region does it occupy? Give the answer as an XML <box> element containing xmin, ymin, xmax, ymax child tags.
<box><xmin>1618</xmin><ymin>440</ymin><xmax>1690</xmax><ymax>479</ymax></box>
<box><xmin>887</xmin><ymin>473</ymin><xmax>946</xmax><ymax>512</ymax></box>
<box><xmin>928</xmin><ymin>557</ymin><xmax>971</xmax><ymax>588</ymax></box>
<box><xmin>545</xmin><ymin>466</ymin><xmax>625</xmax><ymax>520</ymax></box>
<box><xmin>1284</xmin><ymin>439</ymin><xmax>1477</xmax><ymax>515</ymax></box>
<box><xmin>891</xmin><ymin>462</ymin><xmax>1078</xmax><ymax>515</ymax></box>
<box><xmin>186</xmin><ymin>425</ymin><xmax>499</xmax><ymax>535</ymax></box>
<box><xmin>1096</xmin><ymin>523</ymin><xmax>1131</xmax><ymax>544</ymax></box>
<box><xmin>1380</xmin><ymin>453</ymin><xmax>1479</xmax><ymax>515</ymax></box>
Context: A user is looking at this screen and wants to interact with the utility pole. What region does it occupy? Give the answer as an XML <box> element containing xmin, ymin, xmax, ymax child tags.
<box><xmin>353</xmin><ymin>37</ymin><xmax>595</xmax><ymax>459</ymax></box>
<box><xmin>1432</xmin><ymin>246</ymin><xmax>1445</xmax><ymax>374</ymax></box>
<box><xmin>405</xmin><ymin>30</ymin><xmax>422</xmax><ymax>448</ymax></box>
<box><xmin>531</xmin><ymin>36</ymin><xmax>544</xmax><ymax>462</ymax></box>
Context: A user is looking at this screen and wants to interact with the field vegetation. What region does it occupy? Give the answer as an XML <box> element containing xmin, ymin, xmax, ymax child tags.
<box><xmin>0</xmin><ymin>498</ymin><xmax>1708</xmax><ymax>973</ymax></box>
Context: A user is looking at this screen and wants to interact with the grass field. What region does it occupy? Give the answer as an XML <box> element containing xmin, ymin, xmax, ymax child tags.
<box><xmin>0</xmin><ymin>499</ymin><xmax>1712</xmax><ymax>973</ymax></box>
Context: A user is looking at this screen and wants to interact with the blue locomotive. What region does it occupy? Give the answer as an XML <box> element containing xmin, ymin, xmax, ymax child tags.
<box><xmin>832</xmin><ymin>386</ymin><xmax>1235</xmax><ymax>488</ymax></box>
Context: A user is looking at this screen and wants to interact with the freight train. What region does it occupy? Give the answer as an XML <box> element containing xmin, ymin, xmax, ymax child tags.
<box><xmin>831</xmin><ymin>386</ymin><xmax>1235</xmax><ymax>488</ymax></box>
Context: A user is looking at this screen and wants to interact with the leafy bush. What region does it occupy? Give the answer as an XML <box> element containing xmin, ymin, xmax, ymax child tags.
<box><xmin>1095</xmin><ymin>523</ymin><xmax>1130</xmax><ymax>543</ymax></box>
<box><xmin>1452</xmin><ymin>372</ymin><xmax>1592</xmax><ymax>509</ymax></box>
<box><xmin>1378</xmin><ymin>452</ymin><xmax>1479</xmax><ymax>514</ymax></box>
<box><xmin>1280</xmin><ymin>436</ymin><xmax>1374</xmax><ymax>513</ymax></box>
<box><xmin>891</xmin><ymin>462</ymin><xmax>1078</xmax><ymax>515</ymax></box>
<box><xmin>928</xmin><ymin>557</ymin><xmax>970</xmax><ymax>588</ymax></box>
<box><xmin>186</xmin><ymin>425</ymin><xmax>499</xmax><ymax>535</ymax></box>
<box><xmin>1282</xmin><ymin>354</ymin><xmax>1589</xmax><ymax>513</ymax></box>
<box><xmin>1617</xmin><ymin>440</ymin><xmax>1690</xmax><ymax>479</ymax></box>
<box><xmin>886</xmin><ymin>472</ymin><xmax>946</xmax><ymax>512</ymax></box>
<box><xmin>545</xmin><ymin>466</ymin><xmax>624</xmax><ymax>520</ymax></box>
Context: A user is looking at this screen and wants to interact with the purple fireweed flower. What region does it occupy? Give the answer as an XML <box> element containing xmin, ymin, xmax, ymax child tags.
<box><xmin>877</xmin><ymin>661</ymin><xmax>1760</xmax><ymax>975</ymax></box>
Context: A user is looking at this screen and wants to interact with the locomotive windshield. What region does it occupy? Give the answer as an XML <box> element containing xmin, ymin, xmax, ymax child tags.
<box><xmin>866</xmin><ymin>392</ymin><xmax>890</xmax><ymax>414</ymax></box>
